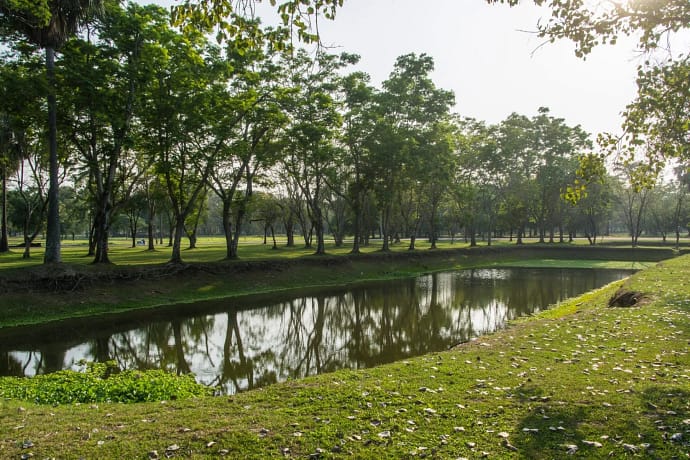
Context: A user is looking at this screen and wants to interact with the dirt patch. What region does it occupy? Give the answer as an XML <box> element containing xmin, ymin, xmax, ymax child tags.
<box><xmin>608</xmin><ymin>288</ymin><xmax>646</xmax><ymax>307</ymax></box>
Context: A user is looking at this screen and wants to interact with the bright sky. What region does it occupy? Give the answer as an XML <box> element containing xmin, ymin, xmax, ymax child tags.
<box><xmin>314</xmin><ymin>0</ymin><xmax>643</xmax><ymax>137</ymax></box>
<box><xmin>153</xmin><ymin>0</ymin><xmax>646</xmax><ymax>137</ymax></box>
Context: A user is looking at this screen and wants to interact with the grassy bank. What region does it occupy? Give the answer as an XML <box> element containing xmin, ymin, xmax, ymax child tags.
<box><xmin>0</xmin><ymin>243</ymin><xmax>676</xmax><ymax>329</ymax></box>
<box><xmin>1</xmin><ymin>255</ymin><xmax>688</xmax><ymax>458</ymax></box>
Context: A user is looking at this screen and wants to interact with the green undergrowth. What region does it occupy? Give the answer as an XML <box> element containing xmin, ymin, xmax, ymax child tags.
<box><xmin>1</xmin><ymin>255</ymin><xmax>689</xmax><ymax>458</ymax></box>
<box><xmin>0</xmin><ymin>362</ymin><xmax>209</xmax><ymax>405</ymax></box>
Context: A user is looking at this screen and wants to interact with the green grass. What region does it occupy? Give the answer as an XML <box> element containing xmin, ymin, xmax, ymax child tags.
<box><xmin>0</xmin><ymin>235</ymin><xmax>475</xmax><ymax>267</ymax></box>
<box><xmin>494</xmin><ymin>258</ymin><xmax>655</xmax><ymax>270</ymax></box>
<box><xmin>1</xmin><ymin>254</ymin><xmax>689</xmax><ymax>458</ymax></box>
<box><xmin>2</xmin><ymin>234</ymin><xmax>686</xmax><ymax>269</ymax></box>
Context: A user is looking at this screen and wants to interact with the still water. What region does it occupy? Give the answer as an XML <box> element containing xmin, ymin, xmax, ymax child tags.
<box><xmin>0</xmin><ymin>268</ymin><xmax>631</xmax><ymax>394</ymax></box>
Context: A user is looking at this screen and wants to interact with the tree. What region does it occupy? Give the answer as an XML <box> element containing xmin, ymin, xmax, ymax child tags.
<box><xmin>252</xmin><ymin>192</ymin><xmax>282</xmax><ymax>249</ymax></box>
<box><xmin>281</xmin><ymin>50</ymin><xmax>353</xmax><ymax>255</ymax></box>
<box><xmin>138</xmin><ymin>19</ymin><xmax>222</xmax><ymax>264</ymax></box>
<box><xmin>567</xmin><ymin>157</ymin><xmax>612</xmax><ymax>246</ymax></box>
<box><xmin>488</xmin><ymin>0</ymin><xmax>689</xmax><ymax>57</ymax></box>
<box><xmin>372</xmin><ymin>53</ymin><xmax>454</xmax><ymax>251</ymax></box>
<box><xmin>418</xmin><ymin>121</ymin><xmax>456</xmax><ymax>249</ymax></box>
<box><xmin>339</xmin><ymin>71</ymin><xmax>377</xmax><ymax>254</ymax></box>
<box><xmin>0</xmin><ymin>112</ymin><xmax>17</xmax><ymax>253</ymax></box>
<box><xmin>7</xmin><ymin>125</ymin><xmax>50</xmax><ymax>259</ymax></box>
<box><xmin>489</xmin><ymin>0</ymin><xmax>690</xmax><ymax>183</ymax></box>
<box><xmin>671</xmin><ymin>166</ymin><xmax>690</xmax><ymax>248</ymax></box>
<box><xmin>529</xmin><ymin>107</ymin><xmax>590</xmax><ymax>243</ymax></box>
<box><xmin>60</xmin><ymin>2</ymin><xmax>164</xmax><ymax>263</ymax></box>
<box><xmin>614</xmin><ymin>164</ymin><xmax>651</xmax><ymax>247</ymax></box>
<box><xmin>0</xmin><ymin>0</ymin><xmax>103</xmax><ymax>264</ymax></box>
<box><xmin>615</xmin><ymin>57</ymin><xmax>690</xmax><ymax>186</ymax></box>
<box><xmin>0</xmin><ymin>44</ymin><xmax>46</xmax><ymax>256</ymax></box>
<box><xmin>206</xmin><ymin>38</ymin><xmax>287</xmax><ymax>259</ymax></box>
<box><xmin>453</xmin><ymin>118</ymin><xmax>498</xmax><ymax>247</ymax></box>
<box><xmin>495</xmin><ymin>113</ymin><xmax>536</xmax><ymax>244</ymax></box>
<box><xmin>123</xmin><ymin>189</ymin><xmax>146</xmax><ymax>248</ymax></box>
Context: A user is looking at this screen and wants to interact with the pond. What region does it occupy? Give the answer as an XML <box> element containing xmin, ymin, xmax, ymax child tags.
<box><xmin>0</xmin><ymin>267</ymin><xmax>632</xmax><ymax>394</ymax></box>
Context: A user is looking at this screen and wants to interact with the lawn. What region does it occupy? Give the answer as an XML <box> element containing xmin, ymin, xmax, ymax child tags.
<box><xmin>1</xmin><ymin>254</ymin><xmax>689</xmax><ymax>458</ymax></box>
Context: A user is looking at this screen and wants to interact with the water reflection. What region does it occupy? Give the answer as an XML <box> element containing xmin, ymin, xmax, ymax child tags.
<box><xmin>0</xmin><ymin>268</ymin><xmax>630</xmax><ymax>394</ymax></box>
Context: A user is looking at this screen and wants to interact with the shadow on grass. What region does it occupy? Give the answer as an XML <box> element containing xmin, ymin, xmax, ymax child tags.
<box><xmin>511</xmin><ymin>383</ymin><xmax>690</xmax><ymax>459</ymax></box>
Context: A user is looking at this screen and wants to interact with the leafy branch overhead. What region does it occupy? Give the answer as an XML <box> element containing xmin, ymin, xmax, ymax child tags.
<box><xmin>494</xmin><ymin>0</ymin><xmax>689</xmax><ymax>191</ymax></box>
<box><xmin>487</xmin><ymin>0</ymin><xmax>690</xmax><ymax>57</ymax></box>
<box><xmin>171</xmin><ymin>0</ymin><xmax>343</xmax><ymax>45</ymax></box>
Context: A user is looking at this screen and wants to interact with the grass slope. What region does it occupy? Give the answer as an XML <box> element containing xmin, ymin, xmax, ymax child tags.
<box><xmin>1</xmin><ymin>255</ymin><xmax>689</xmax><ymax>458</ymax></box>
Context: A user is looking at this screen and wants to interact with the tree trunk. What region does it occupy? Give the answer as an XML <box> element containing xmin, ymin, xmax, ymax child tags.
<box><xmin>313</xmin><ymin>207</ymin><xmax>326</xmax><ymax>255</ymax></box>
<box><xmin>129</xmin><ymin>216</ymin><xmax>138</xmax><ymax>248</ymax></box>
<box><xmin>0</xmin><ymin>166</ymin><xmax>8</xmax><ymax>253</ymax></box>
<box><xmin>270</xmin><ymin>225</ymin><xmax>277</xmax><ymax>249</ymax></box>
<box><xmin>187</xmin><ymin>228</ymin><xmax>197</xmax><ymax>249</ymax></box>
<box><xmin>22</xmin><ymin>225</ymin><xmax>31</xmax><ymax>259</ymax></box>
<box><xmin>169</xmin><ymin>216</ymin><xmax>185</xmax><ymax>264</ymax></box>
<box><xmin>429</xmin><ymin>204</ymin><xmax>438</xmax><ymax>249</ymax></box>
<box><xmin>222</xmin><ymin>201</ymin><xmax>234</xmax><ymax>259</ymax></box>
<box><xmin>44</xmin><ymin>46</ymin><xmax>61</xmax><ymax>264</ymax></box>
<box><xmin>230</xmin><ymin>203</ymin><xmax>247</xmax><ymax>259</ymax></box>
<box><xmin>92</xmin><ymin>208</ymin><xmax>111</xmax><ymax>264</ymax></box>
<box><xmin>285</xmin><ymin>215</ymin><xmax>295</xmax><ymax>247</ymax></box>
<box><xmin>381</xmin><ymin>207</ymin><xmax>390</xmax><ymax>252</ymax></box>
<box><xmin>350</xmin><ymin>202</ymin><xmax>361</xmax><ymax>255</ymax></box>
<box><xmin>87</xmin><ymin>217</ymin><xmax>96</xmax><ymax>256</ymax></box>
<box><xmin>147</xmin><ymin>216</ymin><xmax>155</xmax><ymax>251</ymax></box>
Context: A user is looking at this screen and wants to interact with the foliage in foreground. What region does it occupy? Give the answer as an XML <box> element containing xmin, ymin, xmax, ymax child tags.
<box><xmin>0</xmin><ymin>361</ymin><xmax>210</xmax><ymax>405</ymax></box>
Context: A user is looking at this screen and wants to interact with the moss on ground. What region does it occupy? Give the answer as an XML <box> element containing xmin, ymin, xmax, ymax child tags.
<box><xmin>1</xmin><ymin>255</ymin><xmax>689</xmax><ymax>458</ymax></box>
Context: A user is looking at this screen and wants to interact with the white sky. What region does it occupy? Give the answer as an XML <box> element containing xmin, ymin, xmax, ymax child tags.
<box><xmin>314</xmin><ymin>0</ymin><xmax>643</xmax><ymax>137</ymax></box>
<box><xmin>152</xmin><ymin>0</ymin><xmax>649</xmax><ymax>137</ymax></box>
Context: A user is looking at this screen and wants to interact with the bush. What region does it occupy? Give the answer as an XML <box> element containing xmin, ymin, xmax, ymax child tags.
<box><xmin>0</xmin><ymin>361</ymin><xmax>211</xmax><ymax>404</ymax></box>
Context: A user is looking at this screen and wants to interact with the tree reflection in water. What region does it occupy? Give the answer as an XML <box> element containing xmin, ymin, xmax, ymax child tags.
<box><xmin>0</xmin><ymin>268</ymin><xmax>631</xmax><ymax>394</ymax></box>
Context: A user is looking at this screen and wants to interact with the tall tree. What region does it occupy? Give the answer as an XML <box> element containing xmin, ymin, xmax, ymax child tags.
<box><xmin>0</xmin><ymin>44</ymin><xmax>45</xmax><ymax>254</ymax></box>
<box><xmin>206</xmin><ymin>37</ymin><xmax>287</xmax><ymax>259</ymax></box>
<box><xmin>0</xmin><ymin>0</ymin><xmax>103</xmax><ymax>264</ymax></box>
<box><xmin>281</xmin><ymin>50</ymin><xmax>353</xmax><ymax>255</ymax></box>
<box><xmin>0</xmin><ymin>112</ymin><xmax>15</xmax><ymax>253</ymax></box>
<box><xmin>142</xmin><ymin>25</ymin><xmax>235</xmax><ymax>263</ymax></box>
<box><xmin>60</xmin><ymin>2</ymin><xmax>164</xmax><ymax>263</ymax></box>
<box><xmin>339</xmin><ymin>71</ymin><xmax>377</xmax><ymax>254</ymax></box>
<box><xmin>453</xmin><ymin>118</ymin><xmax>498</xmax><ymax>247</ymax></box>
<box><xmin>530</xmin><ymin>107</ymin><xmax>590</xmax><ymax>243</ymax></box>
<box><xmin>373</xmin><ymin>53</ymin><xmax>454</xmax><ymax>251</ymax></box>
<box><xmin>614</xmin><ymin>163</ymin><xmax>651</xmax><ymax>247</ymax></box>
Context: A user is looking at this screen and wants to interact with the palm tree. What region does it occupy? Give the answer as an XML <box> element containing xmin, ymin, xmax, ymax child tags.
<box><xmin>0</xmin><ymin>0</ymin><xmax>103</xmax><ymax>263</ymax></box>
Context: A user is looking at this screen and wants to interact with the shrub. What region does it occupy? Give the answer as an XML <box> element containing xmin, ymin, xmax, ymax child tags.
<box><xmin>0</xmin><ymin>361</ymin><xmax>211</xmax><ymax>404</ymax></box>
